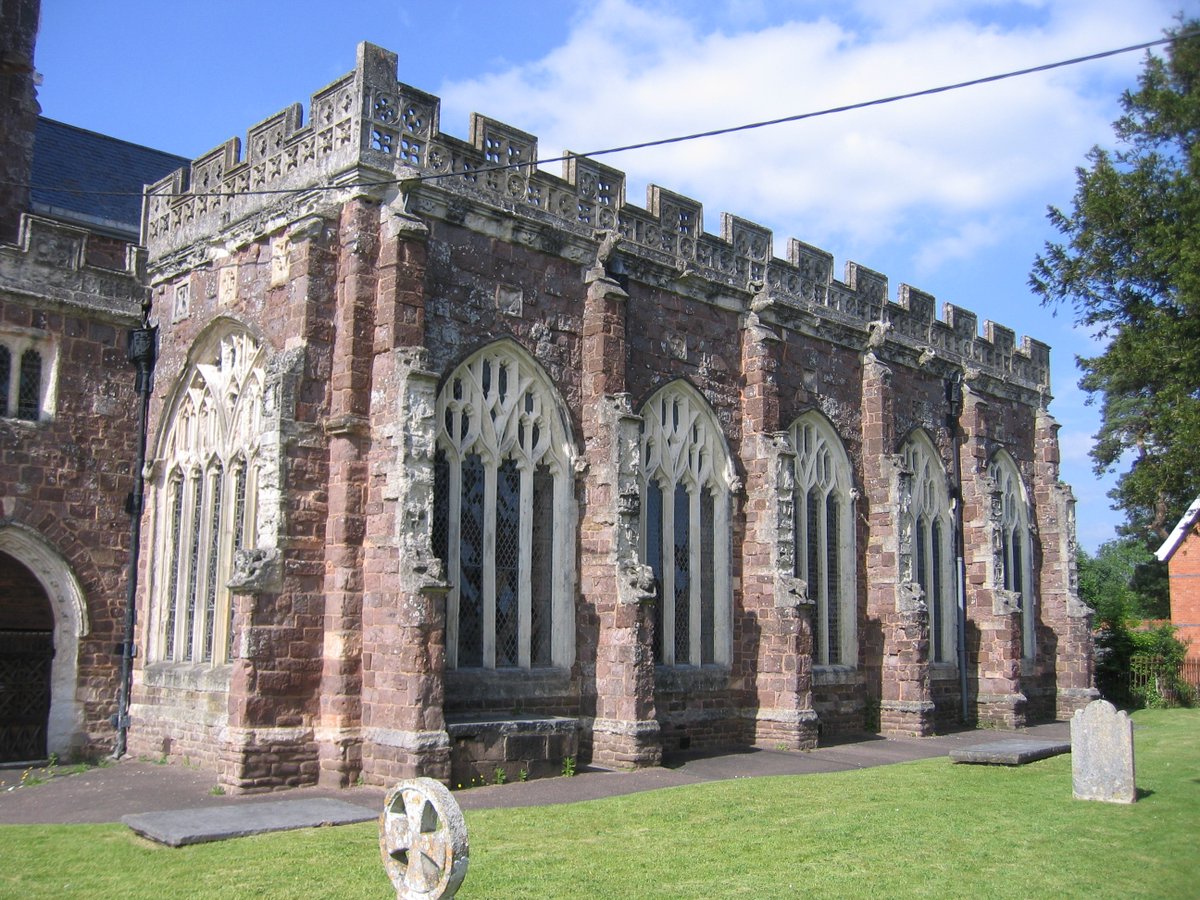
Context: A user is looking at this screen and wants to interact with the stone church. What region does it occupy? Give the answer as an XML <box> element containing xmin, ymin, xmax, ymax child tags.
<box><xmin>2</xmin><ymin>8</ymin><xmax>1095</xmax><ymax>789</ymax></box>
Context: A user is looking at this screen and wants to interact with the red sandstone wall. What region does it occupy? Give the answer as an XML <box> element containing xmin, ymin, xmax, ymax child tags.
<box><xmin>0</xmin><ymin>296</ymin><xmax>140</xmax><ymax>753</ymax></box>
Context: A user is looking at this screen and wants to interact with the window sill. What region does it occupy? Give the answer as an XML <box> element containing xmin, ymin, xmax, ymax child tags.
<box><xmin>930</xmin><ymin>661</ymin><xmax>959</xmax><ymax>680</ymax></box>
<box><xmin>813</xmin><ymin>665</ymin><xmax>859</xmax><ymax>686</ymax></box>
<box><xmin>654</xmin><ymin>664</ymin><xmax>730</xmax><ymax>693</ymax></box>
<box><xmin>141</xmin><ymin>660</ymin><xmax>233</xmax><ymax>692</ymax></box>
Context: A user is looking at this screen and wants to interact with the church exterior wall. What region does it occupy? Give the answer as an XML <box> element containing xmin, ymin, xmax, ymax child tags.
<box><xmin>127</xmin><ymin>42</ymin><xmax>1095</xmax><ymax>790</ymax></box>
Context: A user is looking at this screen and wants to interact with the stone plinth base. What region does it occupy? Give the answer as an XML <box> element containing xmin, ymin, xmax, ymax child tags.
<box><xmin>590</xmin><ymin>718</ymin><xmax>662</xmax><ymax>769</ymax></box>
<box><xmin>361</xmin><ymin>728</ymin><xmax>451</xmax><ymax>786</ymax></box>
<box><xmin>975</xmin><ymin>692</ymin><xmax>1027</xmax><ymax>729</ymax></box>
<box><xmin>751</xmin><ymin>708</ymin><xmax>819</xmax><ymax>750</ymax></box>
<box><xmin>216</xmin><ymin>727</ymin><xmax>320</xmax><ymax>794</ymax></box>
<box><xmin>447</xmin><ymin>715</ymin><xmax>579</xmax><ymax>786</ymax></box>
<box><xmin>316</xmin><ymin>729</ymin><xmax>363</xmax><ymax>788</ymax></box>
<box><xmin>1057</xmin><ymin>687</ymin><xmax>1100</xmax><ymax>720</ymax></box>
<box><xmin>880</xmin><ymin>700</ymin><xmax>937</xmax><ymax>736</ymax></box>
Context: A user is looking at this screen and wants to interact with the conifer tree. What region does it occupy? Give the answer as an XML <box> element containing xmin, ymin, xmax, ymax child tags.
<box><xmin>1032</xmin><ymin>21</ymin><xmax>1200</xmax><ymax>539</ymax></box>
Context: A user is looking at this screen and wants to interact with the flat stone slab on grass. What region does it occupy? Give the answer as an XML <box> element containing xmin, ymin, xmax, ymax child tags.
<box><xmin>122</xmin><ymin>798</ymin><xmax>376</xmax><ymax>847</ymax></box>
<box><xmin>950</xmin><ymin>739</ymin><xmax>1071</xmax><ymax>766</ymax></box>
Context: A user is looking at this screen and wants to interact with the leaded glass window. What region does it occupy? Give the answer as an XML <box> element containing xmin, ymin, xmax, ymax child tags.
<box><xmin>790</xmin><ymin>414</ymin><xmax>857</xmax><ymax>667</ymax></box>
<box><xmin>989</xmin><ymin>451</ymin><xmax>1036</xmax><ymax>660</ymax></box>
<box><xmin>902</xmin><ymin>433</ymin><xmax>955</xmax><ymax>664</ymax></box>
<box><xmin>640</xmin><ymin>382</ymin><xmax>733</xmax><ymax>667</ymax></box>
<box><xmin>0</xmin><ymin>345</ymin><xmax>9</xmax><ymax>418</ymax></box>
<box><xmin>16</xmin><ymin>349</ymin><xmax>41</xmax><ymax>421</ymax></box>
<box><xmin>151</xmin><ymin>329</ymin><xmax>264</xmax><ymax>665</ymax></box>
<box><xmin>433</xmin><ymin>342</ymin><xmax>575</xmax><ymax>670</ymax></box>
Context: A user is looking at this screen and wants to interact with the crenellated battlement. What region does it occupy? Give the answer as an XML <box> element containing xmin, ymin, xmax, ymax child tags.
<box><xmin>0</xmin><ymin>212</ymin><xmax>145</xmax><ymax>322</ymax></box>
<box><xmin>144</xmin><ymin>42</ymin><xmax>1049</xmax><ymax>389</ymax></box>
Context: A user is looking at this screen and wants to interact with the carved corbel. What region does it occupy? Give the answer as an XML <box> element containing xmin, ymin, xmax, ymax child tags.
<box><xmin>227</xmin><ymin>547</ymin><xmax>282</xmax><ymax>594</ymax></box>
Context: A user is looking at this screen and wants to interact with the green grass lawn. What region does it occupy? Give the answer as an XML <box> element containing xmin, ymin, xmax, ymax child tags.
<box><xmin>3</xmin><ymin>708</ymin><xmax>1196</xmax><ymax>899</ymax></box>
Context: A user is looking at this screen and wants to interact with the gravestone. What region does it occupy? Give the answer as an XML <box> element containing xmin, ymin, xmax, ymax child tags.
<box><xmin>380</xmin><ymin>778</ymin><xmax>469</xmax><ymax>898</ymax></box>
<box><xmin>1070</xmin><ymin>699</ymin><xmax>1136</xmax><ymax>804</ymax></box>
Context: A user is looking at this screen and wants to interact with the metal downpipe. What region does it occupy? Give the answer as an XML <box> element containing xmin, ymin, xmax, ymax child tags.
<box><xmin>112</xmin><ymin>325</ymin><xmax>156</xmax><ymax>758</ymax></box>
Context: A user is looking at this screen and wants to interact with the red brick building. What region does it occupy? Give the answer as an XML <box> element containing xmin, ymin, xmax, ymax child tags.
<box><xmin>113</xmin><ymin>44</ymin><xmax>1097</xmax><ymax>791</ymax></box>
<box><xmin>1156</xmin><ymin>494</ymin><xmax>1200</xmax><ymax>662</ymax></box>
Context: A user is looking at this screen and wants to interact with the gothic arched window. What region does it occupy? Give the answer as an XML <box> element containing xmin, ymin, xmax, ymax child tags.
<box><xmin>433</xmin><ymin>342</ymin><xmax>576</xmax><ymax>670</ymax></box>
<box><xmin>902</xmin><ymin>432</ymin><xmax>956</xmax><ymax>664</ymax></box>
<box><xmin>639</xmin><ymin>382</ymin><xmax>734</xmax><ymax>667</ymax></box>
<box><xmin>790</xmin><ymin>413</ymin><xmax>857</xmax><ymax>667</ymax></box>
<box><xmin>989</xmin><ymin>450</ymin><xmax>1036</xmax><ymax>660</ymax></box>
<box><xmin>151</xmin><ymin>328</ymin><xmax>264</xmax><ymax>664</ymax></box>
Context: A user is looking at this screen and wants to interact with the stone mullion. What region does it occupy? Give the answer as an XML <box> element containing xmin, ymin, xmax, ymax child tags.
<box><xmin>959</xmin><ymin>386</ymin><xmax>1024</xmax><ymax>728</ymax></box>
<box><xmin>689</xmin><ymin>483</ymin><xmax>701</xmax><ymax>666</ymax></box>
<box><xmin>518</xmin><ymin>463</ymin><xmax>533</xmax><ymax>669</ymax></box>
<box><xmin>482</xmin><ymin>460</ymin><xmax>498</xmax><ymax>669</ymax></box>
<box><xmin>1032</xmin><ymin>409</ymin><xmax>1097</xmax><ymax>718</ymax></box>
<box><xmin>445</xmin><ymin>460</ymin><xmax>462</xmax><ymax>669</ymax></box>
<box><xmin>741</xmin><ymin>307</ymin><xmax>817</xmax><ymax>751</ymax></box>
<box><xmin>583</xmin><ymin>261</ymin><xmax>662</xmax><ymax>769</ymax></box>
<box><xmin>661</xmin><ymin>476</ymin><xmax>677</xmax><ymax>665</ymax></box>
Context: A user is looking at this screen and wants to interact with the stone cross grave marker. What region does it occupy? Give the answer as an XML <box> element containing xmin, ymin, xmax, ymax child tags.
<box><xmin>380</xmin><ymin>778</ymin><xmax>469</xmax><ymax>898</ymax></box>
<box><xmin>1071</xmin><ymin>699</ymin><xmax>1136</xmax><ymax>804</ymax></box>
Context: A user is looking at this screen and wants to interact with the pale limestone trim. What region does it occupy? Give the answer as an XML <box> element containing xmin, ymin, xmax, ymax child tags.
<box><xmin>746</xmin><ymin>708</ymin><xmax>821</xmax><ymax>726</ymax></box>
<box><xmin>146</xmin><ymin>323</ymin><xmax>267</xmax><ymax>666</ymax></box>
<box><xmin>436</xmin><ymin>339</ymin><xmax>577</xmax><ymax>670</ymax></box>
<box><xmin>364</xmin><ymin>727</ymin><xmax>452</xmax><ymax>752</ymax></box>
<box><xmin>900</xmin><ymin>431</ymin><xmax>957</xmax><ymax>664</ymax></box>
<box><xmin>0</xmin><ymin>523</ymin><xmax>87</xmax><ymax>756</ymax></box>
<box><xmin>989</xmin><ymin>449</ymin><xmax>1037</xmax><ymax>659</ymax></box>
<box><xmin>789</xmin><ymin>412</ymin><xmax>858</xmax><ymax>667</ymax></box>
<box><xmin>639</xmin><ymin>381</ymin><xmax>735</xmax><ymax>666</ymax></box>
<box><xmin>591</xmin><ymin>718</ymin><xmax>662</xmax><ymax>739</ymax></box>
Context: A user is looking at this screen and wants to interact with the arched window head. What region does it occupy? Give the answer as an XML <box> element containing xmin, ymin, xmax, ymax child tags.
<box><xmin>901</xmin><ymin>432</ymin><xmax>955</xmax><ymax>664</ymax></box>
<box><xmin>151</xmin><ymin>326</ymin><xmax>265</xmax><ymax>665</ymax></box>
<box><xmin>989</xmin><ymin>450</ymin><xmax>1036</xmax><ymax>660</ymax></box>
<box><xmin>790</xmin><ymin>413</ymin><xmax>857</xmax><ymax>667</ymax></box>
<box><xmin>640</xmin><ymin>382</ymin><xmax>734</xmax><ymax>667</ymax></box>
<box><xmin>433</xmin><ymin>342</ymin><xmax>576</xmax><ymax>670</ymax></box>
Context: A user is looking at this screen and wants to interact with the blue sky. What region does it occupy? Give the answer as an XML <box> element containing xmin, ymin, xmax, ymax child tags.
<box><xmin>32</xmin><ymin>0</ymin><xmax>1199</xmax><ymax>551</ymax></box>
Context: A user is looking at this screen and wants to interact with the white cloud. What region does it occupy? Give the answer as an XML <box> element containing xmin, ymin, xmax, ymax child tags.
<box><xmin>435</xmin><ymin>0</ymin><xmax>1176</xmax><ymax>267</ymax></box>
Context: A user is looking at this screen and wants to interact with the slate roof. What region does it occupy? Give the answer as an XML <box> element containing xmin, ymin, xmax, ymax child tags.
<box><xmin>1156</xmin><ymin>493</ymin><xmax>1200</xmax><ymax>563</ymax></box>
<box><xmin>30</xmin><ymin>118</ymin><xmax>188</xmax><ymax>239</ymax></box>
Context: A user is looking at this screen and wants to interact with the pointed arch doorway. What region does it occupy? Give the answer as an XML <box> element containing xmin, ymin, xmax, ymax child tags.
<box><xmin>0</xmin><ymin>550</ymin><xmax>54</xmax><ymax>762</ymax></box>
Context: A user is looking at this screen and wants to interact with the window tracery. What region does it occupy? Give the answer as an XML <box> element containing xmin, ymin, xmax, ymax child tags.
<box><xmin>790</xmin><ymin>413</ymin><xmax>857</xmax><ymax>667</ymax></box>
<box><xmin>902</xmin><ymin>433</ymin><xmax>956</xmax><ymax>664</ymax></box>
<box><xmin>989</xmin><ymin>451</ymin><xmax>1036</xmax><ymax>660</ymax></box>
<box><xmin>433</xmin><ymin>342</ymin><xmax>575</xmax><ymax>670</ymax></box>
<box><xmin>151</xmin><ymin>328</ymin><xmax>264</xmax><ymax>665</ymax></box>
<box><xmin>639</xmin><ymin>382</ymin><xmax>733</xmax><ymax>667</ymax></box>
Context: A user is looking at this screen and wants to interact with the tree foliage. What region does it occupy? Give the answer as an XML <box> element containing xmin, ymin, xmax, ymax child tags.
<box><xmin>1079</xmin><ymin>537</ymin><xmax>1187</xmax><ymax>707</ymax></box>
<box><xmin>1032</xmin><ymin>21</ymin><xmax>1200</xmax><ymax>539</ymax></box>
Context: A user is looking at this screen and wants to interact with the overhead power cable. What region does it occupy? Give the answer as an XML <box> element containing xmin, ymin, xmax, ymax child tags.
<box><xmin>12</xmin><ymin>29</ymin><xmax>1198</xmax><ymax>202</ymax></box>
